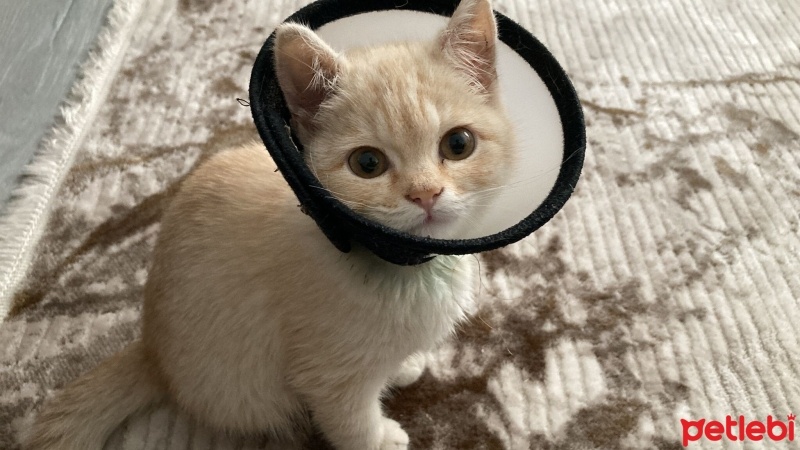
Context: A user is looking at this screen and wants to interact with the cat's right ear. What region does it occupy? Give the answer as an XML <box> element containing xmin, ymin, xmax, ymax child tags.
<box><xmin>273</xmin><ymin>23</ymin><xmax>340</xmax><ymax>132</ymax></box>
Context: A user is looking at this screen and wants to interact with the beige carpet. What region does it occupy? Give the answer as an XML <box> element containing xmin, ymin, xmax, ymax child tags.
<box><xmin>2</xmin><ymin>0</ymin><xmax>800</xmax><ymax>448</ymax></box>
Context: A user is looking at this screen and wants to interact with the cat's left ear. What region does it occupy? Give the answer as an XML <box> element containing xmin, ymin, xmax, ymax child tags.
<box><xmin>274</xmin><ymin>23</ymin><xmax>340</xmax><ymax>133</ymax></box>
<box><xmin>440</xmin><ymin>0</ymin><xmax>498</xmax><ymax>94</ymax></box>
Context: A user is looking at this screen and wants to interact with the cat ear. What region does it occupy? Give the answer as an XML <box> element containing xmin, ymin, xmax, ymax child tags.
<box><xmin>439</xmin><ymin>0</ymin><xmax>498</xmax><ymax>93</ymax></box>
<box><xmin>274</xmin><ymin>23</ymin><xmax>340</xmax><ymax>131</ymax></box>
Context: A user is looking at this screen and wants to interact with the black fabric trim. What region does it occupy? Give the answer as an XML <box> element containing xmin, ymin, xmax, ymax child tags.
<box><xmin>249</xmin><ymin>0</ymin><xmax>585</xmax><ymax>266</ymax></box>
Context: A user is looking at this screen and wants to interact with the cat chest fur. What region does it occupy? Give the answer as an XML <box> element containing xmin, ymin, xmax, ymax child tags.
<box><xmin>323</xmin><ymin>252</ymin><xmax>479</xmax><ymax>353</ymax></box>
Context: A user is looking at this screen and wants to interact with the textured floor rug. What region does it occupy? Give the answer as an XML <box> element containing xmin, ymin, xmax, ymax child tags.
<box><xmin>2</xmin><ymin>0</ymin><xmax>800</xmax><ymax>448</ymax></box>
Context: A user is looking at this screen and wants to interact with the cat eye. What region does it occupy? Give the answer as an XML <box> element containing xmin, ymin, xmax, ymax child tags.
<box><xmin>440</xmin><ymin>127</ymin><xmax>476</xmax><ymax>161</ymax></box>
<box><xmin>348</xmin><ymin>147</ymin><xmax>388</xmax><ymax>178</ymax></box>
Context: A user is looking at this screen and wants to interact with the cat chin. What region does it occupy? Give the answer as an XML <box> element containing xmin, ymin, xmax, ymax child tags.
<box><xmin>365</xmin><ymin>211</ymin><xmax>464</xmax><ymax>239</ymax></box>
<box><xmin>405</xmin><ymin>218</ymin><xmax>460</xmax><ymax>240</ymax></box>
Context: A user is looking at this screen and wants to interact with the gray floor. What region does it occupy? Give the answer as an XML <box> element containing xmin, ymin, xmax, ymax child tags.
<box><xmin>0</xmin><ymin>0</ymin><xmax>114</xmax><ymax>212</ymax></box>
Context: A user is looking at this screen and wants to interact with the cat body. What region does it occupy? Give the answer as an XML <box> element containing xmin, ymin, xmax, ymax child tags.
<box><xmin>25</xmin><ymin>0</ymin><xmax>515</xmax><ymax>448</ymax></box>
<box><xmin>143</xmin><ymin>143</ymin><xmax>478</xmax><ymax>444</ymax></box>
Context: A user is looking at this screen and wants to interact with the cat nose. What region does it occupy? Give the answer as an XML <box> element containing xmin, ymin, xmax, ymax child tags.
<box><xmin>406</xmin><ymin>187</ymin><xmax>443</xmax><ymax>214</ymax></box>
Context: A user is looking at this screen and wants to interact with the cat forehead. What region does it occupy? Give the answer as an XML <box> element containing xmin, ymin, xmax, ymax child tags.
<box><xmin>343</xmin><ymin>43</ymin><xmax>466</xmax><ymax>95</ymax></box>
<box><xmin>322</xmin><ymin>44</ymin><xmax>484</xmax><ymax>142</ymax></box>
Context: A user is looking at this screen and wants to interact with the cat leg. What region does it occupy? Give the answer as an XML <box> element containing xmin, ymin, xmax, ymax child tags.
<box><xmin>306</xmin><ymin>382</ymin><xmax>409</xmax><ymax>450</ymax></box>
<box><xmin>389</xmin><ymin>352</ymin><xmax>426</xmax><ymax>388</ymax></box>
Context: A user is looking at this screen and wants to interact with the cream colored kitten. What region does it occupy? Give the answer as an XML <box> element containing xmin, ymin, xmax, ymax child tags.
<box><xmin>25</xmin><ymin>0</ymin><xmax>515</xmax><ymax>449</ymax></box>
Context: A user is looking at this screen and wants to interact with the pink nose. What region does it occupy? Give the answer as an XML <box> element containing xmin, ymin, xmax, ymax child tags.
<box><xmin>407</xmin><ymin>187</ymin><xmax>443</xmax><ymax>214</ymax></box>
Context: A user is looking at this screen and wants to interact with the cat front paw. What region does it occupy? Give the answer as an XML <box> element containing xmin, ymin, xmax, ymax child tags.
<box><xmin>390</xmin><ymin>353</ymin><xmax>426</xmax><ymax>388</ymax></box>
<box><xmin>379</xmin><ymin>418</ymin><xmax>409</xmax><ymax>450</ymax></box>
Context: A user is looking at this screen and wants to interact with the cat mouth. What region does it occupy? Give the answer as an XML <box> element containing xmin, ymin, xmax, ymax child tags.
<box><xmin>407</xmin><ymin>213</ymin><xmax>456</xmax><ymax>238</ymax></box>
<box><xmin>422</xmin><ymin>211</ymin><xmax>451</xmax><ymax>225</ymax></box>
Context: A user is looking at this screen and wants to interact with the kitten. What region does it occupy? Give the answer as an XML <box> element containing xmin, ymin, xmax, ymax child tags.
<box><xmin>24</xmin><ymin>0</ymin><xmax>516</xmax><ymax>449</ymax></box>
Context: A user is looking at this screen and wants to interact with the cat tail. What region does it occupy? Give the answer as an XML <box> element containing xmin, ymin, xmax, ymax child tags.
<box><xmin>23</xmin><ymin>341</ymin><xmax>167</xmax><ymax>450</ymax></box>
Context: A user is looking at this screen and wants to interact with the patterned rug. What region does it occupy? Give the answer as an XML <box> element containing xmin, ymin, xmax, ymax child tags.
<box><xmin>2</xmin><ymin>0</ymin><xmax>799</xmax><ymax>448</ymax></box>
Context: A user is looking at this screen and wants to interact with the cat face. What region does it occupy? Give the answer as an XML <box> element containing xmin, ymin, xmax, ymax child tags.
<box><xmin>274</xmin><ymin>0</ymin><xmax>515</xmax><ymax>239</ymax></box>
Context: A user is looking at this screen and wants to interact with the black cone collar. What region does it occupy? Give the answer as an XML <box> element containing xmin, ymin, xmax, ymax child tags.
<box><xmin>249</xmin><ymin>0</ymin><xmax>585</xmax><ymax>265</ymax></box>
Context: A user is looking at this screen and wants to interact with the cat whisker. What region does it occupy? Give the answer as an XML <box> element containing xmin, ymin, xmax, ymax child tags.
<box><xmin>469</xmin><ymin>174</ymin><xmax>551</xmax><ymax>196</ymax></box>
<box><xmin>307</xmin><ymin>185</ymin><xmax>396</xmax><ymax>215</ymax></box>
<box><xmin>469</xmin><ymin>175</ymin><xmax>549</xmax><ymax>196</ymax></box>
<box><xmin>305</xmin><ymin>151</ymin><xmax>325</xmax><ymax>182</ymax></box>
<box><xmin>467</xmin><ymin>147</ymin><xmax>584</xmax><ymax>197</ymax></box>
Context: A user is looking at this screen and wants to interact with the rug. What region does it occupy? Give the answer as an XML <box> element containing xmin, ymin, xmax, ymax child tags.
<box><xmin>1</xmin><ymin>0</ymin><xmax>799</xmax><ymax>448</ymax></box>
